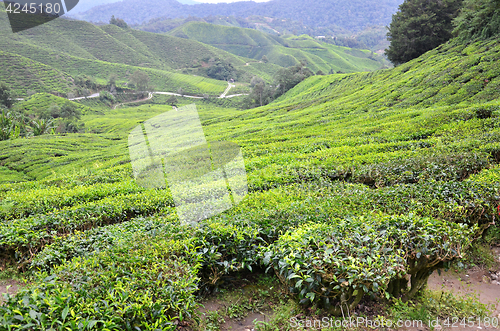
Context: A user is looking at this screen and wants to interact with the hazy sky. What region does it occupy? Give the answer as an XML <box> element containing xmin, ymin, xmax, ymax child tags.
<box><xmin>196</xmin><ymin>0</ymin><xmax>271</xmax><ymax>3</ymax></box>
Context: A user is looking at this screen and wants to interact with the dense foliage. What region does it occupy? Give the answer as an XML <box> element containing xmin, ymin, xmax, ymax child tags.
<box><xmin>109</xmin><ymin>15</ymin><xmax>129</xmax><ymax>29</ymax></box>
<box><xmin>453</xmin><ymin>0</ymin><xmax>500</xmax><ymax>41</ymax></box>
<box><xmin>245</xmin><ymin>62</ymin><xmax>314</xmax><ymax>107</ymax></box>
<box><xmin>0</xmin><ymin>82</ymin><xmax>13</xmax><ymax>109</ymax></box>
<box><xmin>385</xmin><ymin>0</ymin><xmax>463</xmax><ymax>65</ymax></box>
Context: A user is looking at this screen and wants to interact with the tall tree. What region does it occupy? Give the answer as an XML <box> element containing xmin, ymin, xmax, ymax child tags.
<box><xmin>385</xmin><ymin>0</ymin><xmax>463</xmax><ymax>65</ymax></box>
<box><xmin>274</xmin><ymin>61</ymin><xmax>313</xmax><ymax>97</ymax></box>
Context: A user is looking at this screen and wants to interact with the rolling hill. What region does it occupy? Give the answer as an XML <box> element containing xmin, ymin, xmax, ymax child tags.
<box><xmin>0</xmin><ymin>6</ymin><xmax>389</xmax><ymax>98</ymax></box>
<box><xmin>2</xmin><ymin>1</ymin><xmax>500</xmax><ymax>329</ymax></box>
<box><xmin>0</xmin><ymin>7</ymin><xmax>278</xmax><ymax>97</ymax></box>
<box><xmin>169</xmin><ymin>21</ymin><xmax>390</xmax><ymax>73</ymax></box>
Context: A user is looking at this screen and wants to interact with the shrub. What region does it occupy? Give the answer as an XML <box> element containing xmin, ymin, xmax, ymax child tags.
<box><xmin>262</xmin><ymin>214</ymin><xmax>476</xmax><ymax>313</ymax></box>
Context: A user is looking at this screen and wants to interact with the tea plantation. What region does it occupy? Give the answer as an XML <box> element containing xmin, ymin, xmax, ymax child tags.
<box><xmin>1</xmin><ymin>17</ymin><xmax>500</xmax><ymax>331</ymax></box>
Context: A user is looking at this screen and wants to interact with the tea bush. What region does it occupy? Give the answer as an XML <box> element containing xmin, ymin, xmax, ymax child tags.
<box><xmin>262</xmin><ymin>215</ymin><xmax>476</xmax><ymax>313</ymax></box>
<box><xmin>0</xmin><ymin>234</ymin><xmax>201</xmax><ymax>330</ymax></box>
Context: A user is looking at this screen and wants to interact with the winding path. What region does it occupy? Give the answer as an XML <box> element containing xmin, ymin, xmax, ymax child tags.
<box><xmin>66</xmin><ymin>82</ymin><xmax>248</xmax><ymax>103</ymax></box>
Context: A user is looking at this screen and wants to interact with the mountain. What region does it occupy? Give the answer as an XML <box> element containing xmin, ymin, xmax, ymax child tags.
<box><xmin>168</xmin><ymin>21</ymin><xmax>390</xmax><ymax>73</ymax></box>
<box><xmin>75</xmin><ymin>0</ymin><xmax>404</xmax><ymax>32</ymax></box>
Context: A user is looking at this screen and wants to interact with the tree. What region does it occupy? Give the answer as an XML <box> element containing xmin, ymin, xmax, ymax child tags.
<box><xmin>110</xmin><ymin>15</ymin><xmax>129</xmax><ymax>28</ymax></box>
<box><xmin>261</xmin><ymin>55</ymin><xmax>269</xmax><ymax>63</ymax></box>
<box><xmin>206</xmin><ymin>60</ymin><xmax>237</xmax><ymax>81</ymax></box>
<box><xmin>129</xmin><ymin>71</ymin><xmax>151</xmax><ymax>93</ymax></box>
<box><xmin>30</xmin><ymin>118</ymin><xmax>54</xmax><ymax>136</ymax></box>
<box><xmin>0</xmin><ymin>83</ymin><xmax>13</xmax><ymax>108</ymax></box>
<box><xmin>108</xmin><ymin>74</ymin><xmax>117</xmax><ymax>89</ymax></box>
<box><xmin>246</xmin><ymin>82</ymin><xmax>274</xmax><ymax>108</ymax></box>
<box><xmin>167</xmin><ymin>95</ymin><xmax>178</xmax><ymax>106</ymax></box>
<box><xmin>250</xmin><ymin>76</ymin><xmax>265</xmax><ymax>87</ymax></box>
<box><xmin>274</xmin><ymin>62</ymin><xmax>313</xmax><ymax>97</ymax></box>
<box><xmin>385</xmin><ymin>0</ymin><xmax>464</xmax><ymax>65</ymax></box>
<box><xmin>453</xmin><ymin>0</ymin><xmax>500</xmax><ymax>41</ymax></box>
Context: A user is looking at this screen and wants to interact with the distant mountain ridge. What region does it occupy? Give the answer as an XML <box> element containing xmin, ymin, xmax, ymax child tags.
<box><xmin>75</xmin><ymin>0</ymin><xmax>404</xmax><ymax>32</ymax></box>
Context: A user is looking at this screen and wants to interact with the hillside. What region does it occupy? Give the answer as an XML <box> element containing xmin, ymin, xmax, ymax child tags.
<box><xmin>169</xmin><ymin>22</ymin><xmax>390</xmax><ymax>73</ymax></box>
<box><xmin>75</xmin><ymin>0</ymin><xmax>404</xmax><ymax>32</ymax></box>
<box><xmin>0</xmin><ymin>8</ymin><xmax>280</xmax><ymax>97</ymax></box>
<box><xmin>2</xmin><ymin>0</ymin><xmax>500</xmax><ymax>328</ymax></box>
<box><xmin>138</xmin><ymin>15</ymin><xmax>391</xmax><ymax>53</ymax></box>
<box><xmin>0</xmin><ymin>7</ymin><xmax>390</xmax><ymax>97</ymax></box>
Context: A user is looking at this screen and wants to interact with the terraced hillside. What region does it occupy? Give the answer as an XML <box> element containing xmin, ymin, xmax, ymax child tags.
<box><xmin>1</xmin><ymin>19</ymin><xmax>500</xmax><ymax>331</ymax></box>
<box><xmin>169</xmin><ymin>22</ymin><xmax>390</xmax><ymax>73</ymax></box>
<box><xmin>0</xmin><ymin>8</ymin><xmax>277</xmax><ymax>97</ymax></box>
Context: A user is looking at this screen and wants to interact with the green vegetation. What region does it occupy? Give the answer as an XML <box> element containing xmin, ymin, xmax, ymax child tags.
<box><xmin>0</xmin><ymin>83</ymin><xmax>13</xmax><ymax>109</ymax></box>
<box><xmin>169</xmin><ymin>22</ymin><xmax>390</xmax><ymax>74</ymax></box>
<box><xmin>245</xmin><ymin>62</ymin><xmax>313</xmax><ymax>107</ymax></box>
<box><xmin>138</xmin><ymin>16</ymin><xmax>393</xmax><ymax>54</ymax></box>
<box><xmin>386</xmin><ymin>0</ymin><xmax>463</xmax><ymax>65</ymax></box>
<box><xmin>0</xmin><ymin>10</ymin><xmax>274</xmax><ymax>97</ymax></box>
<box><xmin>1</xmin><ymin>2</ymin><xmax>500</xmax><ymax>329</ymax></box>
<box><xmin>453</xmin><ymin>0</ymin><xmax>500</xmax><ymax>42</ymax></box>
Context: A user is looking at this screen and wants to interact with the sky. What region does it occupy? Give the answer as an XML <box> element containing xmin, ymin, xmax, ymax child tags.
<box><xmin>195</xmin><ymin>0</ymin><xmax>271</xmax><ymax>3</ymax></box>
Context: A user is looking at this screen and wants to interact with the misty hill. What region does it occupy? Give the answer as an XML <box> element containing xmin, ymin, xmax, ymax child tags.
<box><xmin>75</xmin><ymin>0</ymin><xmax>404</xmax><ymax>32</ymax></box>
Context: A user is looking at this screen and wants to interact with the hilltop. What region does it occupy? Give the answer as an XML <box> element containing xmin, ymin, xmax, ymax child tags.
<box><xmin>75</xmin><ymin>0</ymin><xmax>404</xmax><ymax>32</ymax></box>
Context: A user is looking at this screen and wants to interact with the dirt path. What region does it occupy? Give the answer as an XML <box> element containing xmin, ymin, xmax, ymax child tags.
<box><xmin>112</xmin><ymin>92</ymin><xmax>153</xmax><ymax>109</ymax></box>
<box><xmin>401</xmin><ymin>246</ymin><xmax>500</xmax><ymax>331</ymax></box>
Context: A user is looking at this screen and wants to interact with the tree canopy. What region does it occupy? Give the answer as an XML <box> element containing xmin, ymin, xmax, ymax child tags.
<box><xmin>129</xmin><ymin>71</ymin><xmax>151</xmax><ymax>92</ymax></box>
<box><xmin>109</xmin><ymin>15</ymin><xmax>129</xmax><ymax>29</ymax></box>
<box><xmin>385</xmin><ymin>0</ymin><xmax>463</xmax><ymax>65</ymax></box>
